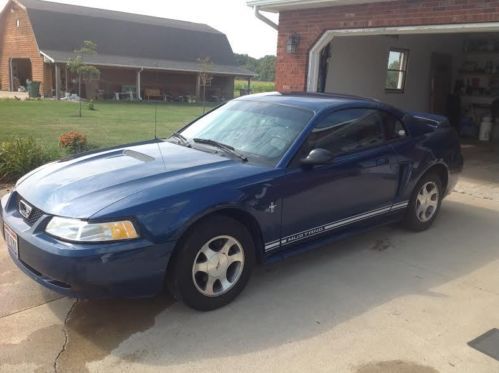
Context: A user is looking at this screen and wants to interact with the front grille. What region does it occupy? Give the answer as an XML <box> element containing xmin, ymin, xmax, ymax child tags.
<box><xmin>16</xmin><ymin>194</ymin><xmax>44</xmax><ymax>226</ymax></box>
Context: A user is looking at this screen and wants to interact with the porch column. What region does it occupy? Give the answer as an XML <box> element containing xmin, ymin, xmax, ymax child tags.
<box><xmin>196</xmin><ymin>73</ymin><xmax>201</xmax><ymax>100</ymax></box>
<box><xmin>9</xmin><ymin>58</ymin><xmax>14</xmax><ymax>92</ymax></box>
<box><xmin>55</xmin><ymin>63</ymin><xmax>61</xmax><ymax>99</ymax></box>
<box><xmin>136</xmin><ymin>68</ymin><xmax>143</xmax><ymax>100</ymax></box>
<box><xmin>247</xmin><ymin>77</ymin><xmax>251</xmax><ymax>94</ymax></box>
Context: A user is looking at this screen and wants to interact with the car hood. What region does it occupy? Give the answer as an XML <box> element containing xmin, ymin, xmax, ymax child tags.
<box><xmin>16</xmin><ymin>140</ymin><xmax>267</xmax><ymax>218</ymax></box>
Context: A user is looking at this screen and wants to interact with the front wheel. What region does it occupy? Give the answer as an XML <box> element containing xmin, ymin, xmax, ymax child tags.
<box><xmin>404</xmin><ymin>173</ymin><xmax>443</xmax><ymax>232</ymax></box>
<box><xmin>168</xmin><ymin>215</ymin><xmax>255</xmax><ymax>311</ymax></box>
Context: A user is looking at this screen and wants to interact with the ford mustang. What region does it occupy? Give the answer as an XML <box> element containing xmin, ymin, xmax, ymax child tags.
<box><xmin>1</xmin><ymin>93</ymin><xmax>463</xmax><ymax>310</ymax></box>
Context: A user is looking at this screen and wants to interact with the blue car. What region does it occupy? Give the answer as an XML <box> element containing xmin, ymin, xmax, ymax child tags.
<box><xmin>1</xmin><ymin>93</ymin><xmax>463</xmax><ymax>310</ymax></box>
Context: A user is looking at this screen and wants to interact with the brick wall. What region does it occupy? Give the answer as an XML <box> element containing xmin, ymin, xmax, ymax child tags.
<box><xmin>276</xmin><ymin>0</ymin><xmax>499</xmax><ymax>92</ymax></box>
<box><xmin>0</xmin><ymin>1</ymin><xmax>48</xmax><ymax>94</ymax></box>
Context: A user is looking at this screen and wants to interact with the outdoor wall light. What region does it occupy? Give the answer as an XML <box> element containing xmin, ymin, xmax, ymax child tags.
<box><xmin>287</xmin><ymin>33</ymin><xmax>300</xmax><ymax>54</ymax></box>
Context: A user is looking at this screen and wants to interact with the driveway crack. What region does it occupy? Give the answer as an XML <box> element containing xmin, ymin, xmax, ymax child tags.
<box><xmin>53</xmin><ymin>300</ymin><xmax>77</xmax><ymax>373</ymax></box>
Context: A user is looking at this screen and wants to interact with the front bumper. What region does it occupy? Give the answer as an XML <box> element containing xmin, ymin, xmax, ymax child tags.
<box><xmin>1</xmin><ymin>192</ymin><xmax>176</xmax><ymax>298</ymax></box>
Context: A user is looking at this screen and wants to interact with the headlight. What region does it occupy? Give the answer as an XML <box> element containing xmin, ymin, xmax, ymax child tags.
<box><xmin>46</xmin><ymin>217</ymin><xmax>139</xmax><ymax>242</ymax></box>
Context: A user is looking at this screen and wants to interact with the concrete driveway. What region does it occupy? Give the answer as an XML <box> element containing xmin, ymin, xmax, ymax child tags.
<box><xmin>1</xmin><ymin>143</ymin><xmax>499</xmax><ymax>373</ymax></box>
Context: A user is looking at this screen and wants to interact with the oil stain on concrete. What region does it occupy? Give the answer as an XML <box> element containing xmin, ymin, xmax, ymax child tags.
<box><xmin>369</xmin><ymin>238</ymin><xmax>392</xmax><ymax>252</ymax></box>
<box><xmin>56</xmin><ymin>296</ymin><xmax>174</xmax><ymax>372</ymax></box>
<box><xmin>356</xmin><ymin>360</ymin><xmax>439</xmax><ymax>373</ymax></box>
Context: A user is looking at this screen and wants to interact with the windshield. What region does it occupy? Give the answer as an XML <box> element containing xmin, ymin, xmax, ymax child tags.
<box><xmin>180</xmin><ymin>100</ymin><xmax>314</xmax><ymax>165</ymax></box>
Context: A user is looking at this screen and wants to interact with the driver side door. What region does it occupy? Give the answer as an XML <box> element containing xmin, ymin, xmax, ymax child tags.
<box><xmin>278</xmin><ymin>108</ymin><xmax>401</xmax><ymax>249</ymax></box>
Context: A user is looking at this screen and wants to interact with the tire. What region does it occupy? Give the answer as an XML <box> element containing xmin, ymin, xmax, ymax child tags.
<box><xmin>167</xmin><ymin>215</ymin><xmax>255</xmax><ymax>311</ymax></box>
<box><xmin>403</xmin><ymin>172</ymin><xmax>443</xmax><ymax>232</ymax></box>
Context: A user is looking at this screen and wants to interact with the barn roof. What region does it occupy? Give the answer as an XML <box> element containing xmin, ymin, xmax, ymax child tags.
<box><xmin>16</xmin><ymin>0</ymin><xmax>255</xmax><ymax>77</ymax></box>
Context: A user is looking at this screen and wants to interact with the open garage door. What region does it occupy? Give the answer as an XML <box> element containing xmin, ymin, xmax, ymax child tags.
<box><xmin>316</xmin><ymin>32</ymin><xmax>466</xmax><ymax>114</ymax></box>
<box><xmin>307</xmin><ymin>24</ymin><xmax>499</xmax><ymax>114</ymax></box>
<box><xmin>310</xmin><ymin>25</ymin><xmax>499</xmax><ymax>142</ymax></box>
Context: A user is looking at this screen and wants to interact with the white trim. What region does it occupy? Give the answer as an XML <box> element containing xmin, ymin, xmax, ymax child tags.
<box><xmin>39</xmin><ymin>51</ymin><xmax>55</xmax><ymax>63</ymax></box>
<box><xmin>264</xmin><ymin>201</ymin><xmax>409</xmax><ymax>252</ymax></box>
<box><xmin>264</xmin><ymin>240</ymin><xmax>280</xmax><ymax>250</ymax></box>
<box><xmin>391</xmin><ymin>201</ymin><xmax>409</xmax><ymax>210</ymax></box>
<box><xmin>247</xmin><ymin>0</ymin><xmax>392</xmax><ymax>12</ymax></box>
<box><xmin>11</xmin><ymin>0</ymin><xmax>27</xmax><ymax>11</ymax></box>
<box><xmin>307</xmin><ymin>22</ymin><xmax>499</xmax><ymax>92</ymax></box>
<box><xmin>323</xmin><ymin>206</ymin><xmax>391</xmax><ymax>230</ymax></box>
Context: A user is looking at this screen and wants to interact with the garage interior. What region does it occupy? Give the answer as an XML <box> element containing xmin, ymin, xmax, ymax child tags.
<box><xmin>317</xmin><ymin>31</ymin><xmax>499</xmax><ymax>144</ymax></box>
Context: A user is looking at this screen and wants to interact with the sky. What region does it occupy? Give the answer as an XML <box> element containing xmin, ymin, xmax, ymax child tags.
<box><xmin>0</xmin><ymin>0</ymin><xmax>279</xmax><ymax>58</ymax></box>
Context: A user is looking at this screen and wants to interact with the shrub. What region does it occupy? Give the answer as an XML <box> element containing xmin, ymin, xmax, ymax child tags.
<box><xmin>59</xmin><ymin>131</ymin><xmax>88</xmax><ymax>154</ymax></box>
<box><xmin>0</xmin><ymin>138</ymin><xmax>55</xmax><ymax>183</ymax></box>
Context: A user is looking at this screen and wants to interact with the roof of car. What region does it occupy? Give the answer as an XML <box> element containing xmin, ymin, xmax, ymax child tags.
<box><xmin>235</xmin><ymin>92</ymin><xmax>385</xmax><ymax>113</ymax></box>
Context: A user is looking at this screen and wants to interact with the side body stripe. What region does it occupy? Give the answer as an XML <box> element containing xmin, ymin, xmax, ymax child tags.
<box><xmin>264</xmin><ymin>201</ymin><xmax>409</xmax><ymax>252</ymax></box>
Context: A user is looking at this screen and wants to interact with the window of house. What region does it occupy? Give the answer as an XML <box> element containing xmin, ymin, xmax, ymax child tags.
<box><xmin>16</xmin><ymin>19</ymin><xmax>20</xmax><ymax>27</ymax></box>
<box><xmin>385</xmin><ymin>49</ymin><xmax>409</xmax><ymax>92</ymax></box>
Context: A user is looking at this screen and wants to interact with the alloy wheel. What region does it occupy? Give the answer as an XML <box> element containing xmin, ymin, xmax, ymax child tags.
<box><xmin>192</xmin><ymin>235</ymin><xmax>245</xmax><ymax>297</ymax></box>
<box><xmin>415</xmin><ymin>181</ymin><xmax>440</xmax><ymax>223</ymax></box>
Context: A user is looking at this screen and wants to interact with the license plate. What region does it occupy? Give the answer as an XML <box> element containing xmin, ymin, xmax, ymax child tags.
<box><xmin>3</xmin><ymin>224</ymin><xmax>18</xmax><ymax>259</ymax></box>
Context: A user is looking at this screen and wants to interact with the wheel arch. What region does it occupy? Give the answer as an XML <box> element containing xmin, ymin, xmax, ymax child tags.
<box><xmin>418</xmin><ymin>162</ymin><xmax>449</xmax><ymax>193</ymax></box>
<box><xmin>166</xmin><ymin>206</ymin><xmax>266</xmax><ymax>278</ymax></box>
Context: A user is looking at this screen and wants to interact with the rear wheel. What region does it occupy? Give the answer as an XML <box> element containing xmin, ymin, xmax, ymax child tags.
<box><xmin>168</xmin><ymin>215</ymin><xmax>255</xmax><ymax>311</ymax></box>
<box><xmin>404</xmin><ymin>173</ymin><xmax>443</xmax><ymax>232</ymax></box>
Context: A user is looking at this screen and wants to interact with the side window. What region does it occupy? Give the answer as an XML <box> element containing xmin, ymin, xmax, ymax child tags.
<box><xmin>307</xmin><ymin>109</ymin><xmax>385</xmax><ymax>155</ymax></box>
<box><xmin>380</xmin><ymin>112</ymin><xmax>407</xmax><ymax>140</ymax></box>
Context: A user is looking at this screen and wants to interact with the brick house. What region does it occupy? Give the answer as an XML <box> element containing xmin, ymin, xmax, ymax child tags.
<box><xmin>248</xmin><ymin>0</ymin><xmax>499</xmax><ymax>117</ymax></box>
<box><xmin>0</xmin><ymin>0</ymin><xmax>254</xmax><ymax>100</ymax></box>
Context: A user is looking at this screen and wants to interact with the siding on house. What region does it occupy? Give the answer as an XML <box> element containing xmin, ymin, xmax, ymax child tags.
<box><xmin>276</xmin><ymin>0</ymin><xmax>499</xmax><ymax>92</ymax></box>
<box><xmin>0</xmin><ymin>1</ymin><xmax>48</xmax><ymax>94</ymax></box>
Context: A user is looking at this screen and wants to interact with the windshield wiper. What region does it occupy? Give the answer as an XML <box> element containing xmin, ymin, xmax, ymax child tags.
<box><xmin>169</xmin><ymin>132</ymin><xmax>191</xmax><ymax>147</ymax></box>
<box><xmin>193</xmin><ymin>138</ymin><xmax>248</xmax><ymax>162</ymax></box>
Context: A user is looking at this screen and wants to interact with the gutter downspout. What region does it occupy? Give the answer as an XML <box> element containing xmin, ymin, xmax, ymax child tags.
<box><xmin>254</xmin><ymin>6</ymin><xmax>278</xmax><ymax>30</ymax></box>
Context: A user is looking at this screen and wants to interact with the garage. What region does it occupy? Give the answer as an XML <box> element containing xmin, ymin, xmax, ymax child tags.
<box><xmin>249</xmin><ymin>0</ymin><xmax>499</xmax><ymax>144</ymax></box>
<box><xmin>312</xmin><ymin>27</ymin><xmax>499</xmax><ymax>142</ymax></box>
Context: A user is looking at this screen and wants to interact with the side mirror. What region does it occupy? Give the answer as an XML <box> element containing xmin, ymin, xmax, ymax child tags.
<box><xmin>300</xmin><ymin>148</ymin><xmax>334</xmax><ymax>166</ymax></box>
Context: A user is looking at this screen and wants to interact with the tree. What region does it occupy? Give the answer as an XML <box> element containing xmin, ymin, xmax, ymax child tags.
<box><xmin>67</xmin><ymin>41</ymin><xmax>100</xmax><ymax>117</ymax></box>
<box><xmin>258</xmin><ymin>55</ymin><xmax>276</xmax><ymax>82</ymax></box>
<box><xmin>386</xmin><ymin>60</ymin><xmax>401</xmax><ymax>90</ymax></box>
<box><xmin>198</xmin><ymin>57</ymin><xmax>213</xmax><ymax>114</ymax></box>
<box><xmin>234</xmin><ymin>53</ymin><xmax>276</xmax><ymax>81</ymax></box>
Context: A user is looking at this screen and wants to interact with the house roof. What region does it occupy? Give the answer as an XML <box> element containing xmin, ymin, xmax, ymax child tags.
<box><xmin>247</xmin><ymin>0</ymin><xmax>396</xmax><ymax>12</ymax></box>
<box><xmin>15</xmin><ymin>0</ymin><xmax>255</xmax><ymax>77</ymax></box>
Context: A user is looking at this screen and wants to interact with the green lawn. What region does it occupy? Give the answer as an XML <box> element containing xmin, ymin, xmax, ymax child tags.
<box><xmin>0</xmin><ymin>100</ymin><xmax>213</xmax><ymax>151</ymax></box>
